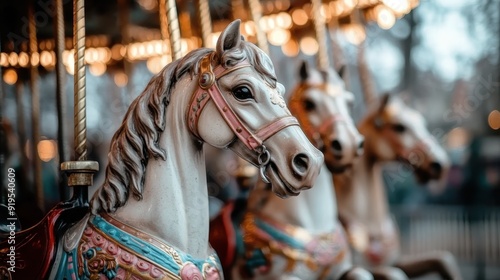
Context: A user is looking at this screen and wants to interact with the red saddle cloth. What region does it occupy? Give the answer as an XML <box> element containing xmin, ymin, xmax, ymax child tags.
<box><xmin>209</xmin><ymin>201</ymin><xmax>238</xmax><ymax>275</ymax></box>
<box><xmin>0</xmin><ymin>202</ymin><xmax>88</xmax><ymax>279</ymax></box>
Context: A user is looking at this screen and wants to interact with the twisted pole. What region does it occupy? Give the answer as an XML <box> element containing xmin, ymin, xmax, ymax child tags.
<box><xmin>195</xmin><ymin>0</ymin><xmax>212</xmax><ymax>47</ymax></box>
<box><xmin>311</xmin><ymin>0</ymin><xmax>329</xmax><ymax>70</ymax></box>
<box><xmin>61</xmin><ymin>0</ymin><xmax>99</xmax><ymax>206</ymax></box>
<box><xmin>160</xmin><ymin>0</ymin><xmax>182</xmax><ymax>61</ymax></box>
<box><xmin>54</xmin><ymin>0</ymin><xmax>69</xmax><ymax>200</ymax></box>
<box><xmin>29</xmin><ymin>5</ymin><xmax>44</xmax><ymax>212</ymax></box>
<box><xmin>73</xmin><ymin>0</ymin><xmax>87</xmax><ymax>161</ymax></box>
<box><xmin>247</xmin><ymin>0</ymin><xmax>269</xmax><ymax>54</ymax></box>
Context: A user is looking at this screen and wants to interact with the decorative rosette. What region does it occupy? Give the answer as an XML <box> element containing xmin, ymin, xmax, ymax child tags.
<box><xmin>180</xmin><ymin>262</ymin><xmax>203</xmax><ymax>280</ymax></box>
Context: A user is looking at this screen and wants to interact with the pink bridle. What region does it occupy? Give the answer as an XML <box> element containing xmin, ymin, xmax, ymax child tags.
<box><xmin>187</xmin><ymin>52</ymin><xmax>299</xmax><ymax>182</ymax></box>
<box><xmin>289</xmin><ymin>84</ymin><xmax>352</xmax><ymax>150</ymax></box>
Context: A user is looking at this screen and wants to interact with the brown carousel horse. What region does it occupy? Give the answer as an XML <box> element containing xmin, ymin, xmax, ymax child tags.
<box><xmin>333</xmin><ymin>94</ymin><xmax>462</xmax><ymax>279</ymax></box>
<box><xmin>0</xmin><ymin>20</ymin><xmax>323</xmax><ymax>279</ymax></box>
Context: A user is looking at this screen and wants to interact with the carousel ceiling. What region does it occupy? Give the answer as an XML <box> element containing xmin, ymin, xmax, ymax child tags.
<box><xmin>0</xmin><ymin>0</ymin><xmax>418</xmax><ymax>73</ymax></box>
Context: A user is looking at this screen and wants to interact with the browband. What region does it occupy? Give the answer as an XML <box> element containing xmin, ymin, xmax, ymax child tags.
<box><xmin>188</xmin><ymin>52</ymin><xmax>299</xmax><ymax>152</ymax></box>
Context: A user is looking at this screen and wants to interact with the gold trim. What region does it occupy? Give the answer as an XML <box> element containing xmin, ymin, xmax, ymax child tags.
<box><xmin>99</xmin><ymin>212</ymin><xmax>184</xmax><ymax>266</ymax></box>
<box><xmin>84</xmin><ymin>223</ymin><xmax>178</xmax><ymax>279</ymax></box>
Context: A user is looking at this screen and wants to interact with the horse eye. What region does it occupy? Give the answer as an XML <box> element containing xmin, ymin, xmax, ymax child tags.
<box><xmin>303</xmin><ymin>99</ymin><xmax>316</xmax><ymax>111</ymax></box>
<box><xmin>391</xmin><ymin>123</ymin><xmax>406</xmax><ymax>133</ymax></box>
<box><xmin>232</xmin><ymin>86</ymin><xmax>253</xmax><ymax>101</ymax></box>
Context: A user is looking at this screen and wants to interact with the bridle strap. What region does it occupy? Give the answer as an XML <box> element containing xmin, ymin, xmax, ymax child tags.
<box><xmin>289</xmin><ymin>97</ymin><xmax>351</xmax><ymax>147</ymax></box>
<box><xmin>188</xmin><ymin>52</ymin><xmax>299</xmax><ymax>152</ymax></box>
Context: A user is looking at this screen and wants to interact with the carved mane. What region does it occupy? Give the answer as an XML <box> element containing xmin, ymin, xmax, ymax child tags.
<box><xmin>91</xmin><ymin>41</ymin><xmax>278</xmax><ymax>214</ymax></box>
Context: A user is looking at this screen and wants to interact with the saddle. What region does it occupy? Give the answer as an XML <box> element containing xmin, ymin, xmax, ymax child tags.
<box><xmin>209</xmin><ymin>198</ymin><xmax>248</xmax><ymax>276</ymax></box>
<box><xmin>0</xmin><ymin>200</ymin><xmax>89</xmax><ymax>279</ymax></box>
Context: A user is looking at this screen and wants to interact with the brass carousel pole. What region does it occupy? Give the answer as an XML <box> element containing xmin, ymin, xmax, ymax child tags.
<box><xmin>61</xmin><ymin>0</ymin><xmax>99</xmax><ymax>205</ymax></box>
<box><xmin>159</xmin><ymin>0</ymin><xmax>182</xmax><ymax>61</ymax></box>
<box><xmin>311</xmin><ymin>0</ymin><xmax>329</xmax><ymax>70</ymax></box>
<box><xmin>329</xmin><ymin>19</ymin><xmax>350</xmax><ymax>89</ymax></box>
<box><xmin>195</xmin><ymin>0</ymin><xmax>212</xmax><ymax>48</ymax></box>
<box><xmin>28</xmin><ymin>5</ymin><xmax>44</xmax><ymax>212</ymax></box>
<box><xmin>54</xmin><ymin>0</ymin><xmax>69</xmax><ymax>200</ymax></box>
<box><xmin>247</xmin><ymin>0</ymin><xmax>269</xmax><ymax>54</ymax></box>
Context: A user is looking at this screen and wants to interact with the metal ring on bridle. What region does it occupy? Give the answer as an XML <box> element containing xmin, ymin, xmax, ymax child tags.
<box><xmin>257</xmin><ymin>146</ymin><xmax>271</xmax><ymax>184</ymax></box>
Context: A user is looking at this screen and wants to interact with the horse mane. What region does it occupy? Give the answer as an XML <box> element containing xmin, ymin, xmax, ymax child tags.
<box><xmin>91</xmin><ymin>40</ymin><xmax>277</xmax><ymax>213</ymax></box>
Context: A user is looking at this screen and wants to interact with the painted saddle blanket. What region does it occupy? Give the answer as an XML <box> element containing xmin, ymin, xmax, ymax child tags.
<box><xmin>56</xmin><ymin>213</ymin><xmax>222</xmax><ymax>280</ymax></box>
<box><xmin>238</xmin><ymin>212</ymin><xmax>348</xmax><ymax>277</ymax></box>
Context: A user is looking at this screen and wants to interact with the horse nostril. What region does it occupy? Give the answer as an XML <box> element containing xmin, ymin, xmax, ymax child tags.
<box><xmin>292</xmin><ymin>153</ymin><xmax>309</xmax><ymax>175</ymax></box>
<box><xmin>429</xmin><ymin>162</ymin><xmax>442</xmax><ymax>178</ymax></box>
<box><xmin>331</xmin><ymin>140</ymin><xmax>342</xmax><ymax>152</ymax></box>
<box><xmin>331</xmin><ymin>140</ymin><xmax>343</xmax><ymax>159</ymax></box>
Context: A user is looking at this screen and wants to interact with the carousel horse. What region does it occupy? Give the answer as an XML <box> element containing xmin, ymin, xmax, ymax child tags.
<box><xmin>214</xmin><ymin>61</ymin><xmax>371</xmax><ymax>280</ymax></box>
<box><xmin>333</xmin><ymin>94</ymin><xmax>462</xmax><ymax>279</ymax></box>
<box><xmin>0</xmin><ymin>20</ymin><xmax>323</xmax><ymax>280</ymax></box>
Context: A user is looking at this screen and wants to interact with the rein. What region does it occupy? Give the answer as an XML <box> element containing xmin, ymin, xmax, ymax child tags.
<box><xmin>188</xmin><ymin>52</ymin><xmax>299</xmax><ymax>182</ymax></box>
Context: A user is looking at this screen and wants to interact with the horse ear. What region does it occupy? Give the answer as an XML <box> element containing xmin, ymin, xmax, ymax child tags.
<box><xmin>216</xmin><ymin>20</ymin><xmax>242</xmax><ymax>54</ymax></box>
<box><xmin>378</xmin><ymin>93</ymin><xmax>391</xmax><ymax>113</ymax></box>
<box><xmin>374</xmin><ymin>93</ymin><xmax>391</xmax><ymax>128</ymax></box>
<box><xmin>299</xmin><ymin>60</ymin><xmax>309</xmax><ymax>81</ymax></box>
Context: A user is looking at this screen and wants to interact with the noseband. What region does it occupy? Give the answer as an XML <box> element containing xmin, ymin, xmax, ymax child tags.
<box><xmin>289</xmin><ymin>84</ymin><xmax>352</xmax><ymax>150</ymax></box>
<box><xmin>188</xmin><ymin>52</ymin><xmax>299</xmax><ymax>182</ymax></box>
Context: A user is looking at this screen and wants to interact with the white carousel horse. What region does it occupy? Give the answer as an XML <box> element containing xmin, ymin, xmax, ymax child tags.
<box><xmin>0</xmin><ymin>20</ymin><xmax>323</xmax><ymax>280</ymax></box>
<box><xmin>333</xmin><ymin>94</ymin><xmax>462</xmax><ymax>279</ymax></box>
<box><xmin>228</xmin><ymin>62</ymin><xmax>371</xmax><ymax>280</ymax></box>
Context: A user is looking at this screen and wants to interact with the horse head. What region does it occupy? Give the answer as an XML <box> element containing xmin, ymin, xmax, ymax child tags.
<box><xmin>193</xmin><ymin>21</ymin><xmax>323</xmax><ymax>198</ymax></box>
<box><xmin>358</xmin><ymin>93</ymin><xmax>449</xmax><ymax>184</ymax></box>
<box><xmin>288</xmin><ymin>61</ymin><xmax>363</xmax><ymax>174</ymax></box>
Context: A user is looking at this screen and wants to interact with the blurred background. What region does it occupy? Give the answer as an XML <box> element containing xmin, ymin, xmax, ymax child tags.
<box><xmin>0</xmin><ymin>0</ymin><xmax>499</xmax><ymax>279</ymax></box>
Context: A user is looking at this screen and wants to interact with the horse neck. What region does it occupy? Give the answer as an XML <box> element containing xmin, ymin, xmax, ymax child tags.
<box><xmin>335</xmin><ymin>153</ymin><xmax>389</xmax><ymax>227</ymax></box>
<box><xmin>112</xmin><ymin>78</ymin><xmax>210</xmax><ymax>258</ymax></box>
<box><xmin>259</xmin><ymin>164</ymin><xmax>337</xmax><ymax>234</ymax></box>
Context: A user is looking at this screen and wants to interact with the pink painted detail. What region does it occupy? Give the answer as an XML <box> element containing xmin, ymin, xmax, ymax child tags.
<box><xmin>150</xmin><ymin>266</ymin><xmax>165</xmax><ymax>278</ymax></box>
<box><xmin>365</xmin><ymin>240</ymin><xmax>385</xmax><ymax>265</ymax></box>
<box><xmin>305</xmin><ymin>239</ymin><xmax>337</xmax><ymax>266</ymax></box>
<box><xmin>304</xmin><ymin>231</ymin><xmax>346</xmax><ymax>266</ymax></box>
<box><xmin>257</xmin><ymin>265</ymin><xmax>270</xmax><ymax>274</ymax></box>
<box><xmin>93</xmin><ymin>234</ymin><xmax>106</xmax><ymax>246</ymax></box>
<box><xmin>136</xmin><ymin>260</ymin><xmax>150</xmax><ymax>272</ymax></box>
<box><xmin>120</xmin><ymin>252</ymin><xmax>137</xmax><ymax>265</ymax></box>
<box><xmin>204</xmin><ymin>265</ymin><xmax>221</xmax><ymax>280</ymax></box>
<box><xmin>84</xmin><ymin>227</ymin><xmax>93</xmax><ymax>236</ymax></box>
<box><xmin>107</xmin><ymin>243</ymin><xmax>119</xmax><ymax>255</ymax></box>
<box><xmin>115</xmin><ymin>268</ymin><xmax>127</xmax><ymax>280</ymax></box>
<box><xmin>180</xmin><ymin>262</ymin><xmax>203</xmax><ymax>280</ymax></box>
